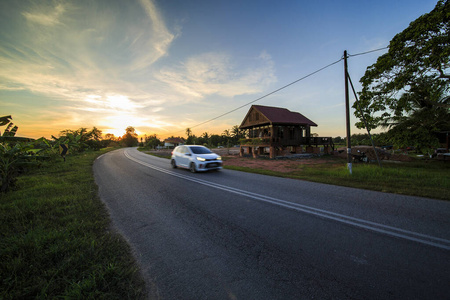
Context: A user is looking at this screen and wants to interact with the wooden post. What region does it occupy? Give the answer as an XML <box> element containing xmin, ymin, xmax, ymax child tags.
<box><xmin>344</xmin><ymin>50</ymin><xmax>352</xmax><ymax>174</ymax></box>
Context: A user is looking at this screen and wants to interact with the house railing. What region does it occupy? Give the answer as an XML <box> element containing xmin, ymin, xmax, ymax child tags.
<box><xmin>240</xmin><ymin>137</ymin><xmax>333</xmax><ymax>146</ymax></box>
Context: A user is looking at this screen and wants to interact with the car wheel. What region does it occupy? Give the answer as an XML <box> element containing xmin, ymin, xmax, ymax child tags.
<box><xmin>171</xmin><ymin>159</ymin><xmax>177</xmax><ymax>168</ymax></box>
<box><xmin>189</xmin><ymin>162</ymin><xmax>196</xmax><ymax>173</ymax></box>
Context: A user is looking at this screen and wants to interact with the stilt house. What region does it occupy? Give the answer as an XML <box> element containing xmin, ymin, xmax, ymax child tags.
<box><xmin>239</xmin><ymin>105</ymin><xmax>334</xmax><ymax>158</ymax></box>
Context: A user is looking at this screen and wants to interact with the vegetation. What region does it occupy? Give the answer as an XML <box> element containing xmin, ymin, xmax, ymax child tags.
<box><xmin>333</xmin><ymin>133</ymin><xmax>400</xmax><ymax>148</ymax></box>
<box><xmin>356</xmin><ymin>0</ymin><xmax>450</xmax><ymax>153</ymax></box>
<box><xmin>0</xmin><ymin>149</ymin><xmax>146</xmax><ymax>299</ymax></box>
<box><xmin>121</xmin><ymin>126</ymin><xmax>139</xmax><ymax>147</ymax></box>
<box><xmin>184</xmin><ymin>125</ymin><xmax>246</xmax><ymax>148</ymax></box>
<box><xmin>223</xmin><ymin>156</ymin><xmax>450</xmax><ymax>200</ymax></box>
<box><xmin>0</xmin><ymin>116</ymin><xmax>42</xmax><ymax>193</ymax></box>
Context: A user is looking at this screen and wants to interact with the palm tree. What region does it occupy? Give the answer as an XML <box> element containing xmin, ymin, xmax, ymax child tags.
<box><xmin>382</xmin><ymin>79</ymin><xmax>450</xmax><ymax>152</ymax></box>
<box><xmin>222</xmin><ymin>129</ymin><xmax>230</xmax><ymax>137</ymax></box>
<box><xmin>186</xmin><ymin>128</ymin><xmax>192</xmax><ymax>138</ymax></box>
<box><xmin>231</xmin><ymin>125</ymin><xmax>241</xmax><ymax>138</ymax></box>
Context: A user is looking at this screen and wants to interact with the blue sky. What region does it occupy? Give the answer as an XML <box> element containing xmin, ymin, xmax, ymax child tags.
<box><xmin>0</xmin><ymin>0</ymin><xmax>438</xmax><ymax>139</ymax></box>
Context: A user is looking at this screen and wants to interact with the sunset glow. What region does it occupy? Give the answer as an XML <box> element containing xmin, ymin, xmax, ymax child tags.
<box><xmin>0</xmin><ymin>0</ymin><xmax>435</xmax><ymax>140</ymax></box>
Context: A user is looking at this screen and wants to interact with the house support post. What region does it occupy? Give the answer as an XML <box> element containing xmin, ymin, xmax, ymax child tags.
<box><xmin>270</xmin><ymin>146</ymin><xmax>275</xmax><ymax>159</ymax></box>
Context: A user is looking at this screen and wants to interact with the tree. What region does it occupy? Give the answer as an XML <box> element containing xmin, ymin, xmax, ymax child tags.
<box><xmin>186</xmin><ymin>134</ymin><xmax>196</xmax><ymax>145</ymax></box>
<box><xmin>144</xmin><ymin>134</ymin><xmax>162</xmax><ymax>149</ymax></box>
<box><xmin>104</xmin><ymin>133</ymin><xmax>116</xmax><ymax>141</ymax></box>
<box><xmin>0</xmin><ymin>115</ymin><xmax>18</xmax><ymax>137</ymax></box>
<box><xmin>379</xmin><ymin>79</ymin><xmax>449</xmax><ymax>152</ymax></box>
<box><xmin>356</xmin><ymin>0</ymin><xmax>450</xmax><ymax>131</ymax></box>
<box><xmin>186</xmin><ymin>128</ymin><xmax>192</xmax><ymax>138</ymax></box>
<box><xmin>58</xmin><ymin>127</ymin><xmax>104</xmax><ymax>152</ymax></box>
<box><xmin>0</xmin><ymin>116</ymin><xmax>39</xmax><ymax>192</ymax></box>
<box><xmin>121</xmin><ymin>126</ymin><xmax>139</xmax><ymax>147</ymax></box>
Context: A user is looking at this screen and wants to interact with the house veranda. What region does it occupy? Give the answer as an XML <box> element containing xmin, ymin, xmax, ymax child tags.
<box><xmin>239</xmin><ymin>105</ymin><xmax>334</xmax><ymax>159</ymax></box>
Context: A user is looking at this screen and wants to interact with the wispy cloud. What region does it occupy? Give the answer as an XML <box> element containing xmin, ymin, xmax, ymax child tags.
<box><xmin>157</xmin><ymin>50</ymin><xmax>277</xmax><ymax>102</ymax></box>
<box><xmin>1</xmin><ymin>2</ymin><xmax>174</xmax><ymax>108</ymax></box>
<box><xmin>0</xmin><ymin>0</ymin><xmax>277</xmax><ymax>138</ymax></box>
<box><xmin>131</xmin><ymin>0</ymin><xmax>177</xmax><ymax>70</ymax></box>
<box><xmin>22</xmin><ymin>2</ymin><xmax>66</xmax><ymax>26</ymax></box>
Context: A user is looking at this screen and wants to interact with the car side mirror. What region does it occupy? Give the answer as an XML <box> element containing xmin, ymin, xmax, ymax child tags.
<box><xmin>185</xmin><ymin>153</ymin><xmax>191</xmax><ymax>156</ymax></box>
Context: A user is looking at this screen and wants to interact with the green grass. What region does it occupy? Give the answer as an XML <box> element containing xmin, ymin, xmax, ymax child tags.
<box><xmin>140</xmin><ymin>149</ymin><xmax>449</xmax><ymax>200</ymax></box>
<box><xmin>0</xmin><ymin>149</ymin><xmax>147</xmax><ymax>299</ymax></box>
<box><xmin>224</xmin><ymin>158</ymin><xmax>450</xmax><ymax>200</ymax></box>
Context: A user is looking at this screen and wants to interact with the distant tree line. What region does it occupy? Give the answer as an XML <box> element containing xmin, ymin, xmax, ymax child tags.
<box><xmin>333</xmin><ymin>133</ymin><xmax>393</xmax><ymax>148</ymax></box>
<box><xmin>139</xmin><ymin>125</ymin><xmax>247</xmax><ymax>149</ymax></box>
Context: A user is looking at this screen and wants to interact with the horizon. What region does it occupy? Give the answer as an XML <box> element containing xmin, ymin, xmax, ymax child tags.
<box><xmin>0</xmin><ymin>0</ymin><xmax>437</xmax><ymax>141</ymax></box>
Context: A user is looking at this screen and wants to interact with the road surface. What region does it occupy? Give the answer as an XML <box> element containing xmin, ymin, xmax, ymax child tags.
<box><xmin>93</xmin><ymin>148</ymin><xmax>450</xmax><ymax>299</ymax></box>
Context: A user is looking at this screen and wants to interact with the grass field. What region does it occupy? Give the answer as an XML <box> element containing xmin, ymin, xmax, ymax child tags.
<box><xmin>224</xmin><ymin>157</ymin><xmax>450</xmax><ymax>201</ymax></box>
<box><xmin>3</xmin><ymin>148</ymin><xmax>447</xmax><ymax>298</ymax></box>
<box><xmin>139</xmin><ymin>148</ymin><xmax>449</xmax><ymax>200</ymax></box>
<box><xmin>0</xmin><ymin>149</ymin><xmax>146</xmax><ymax>299</ymax></box>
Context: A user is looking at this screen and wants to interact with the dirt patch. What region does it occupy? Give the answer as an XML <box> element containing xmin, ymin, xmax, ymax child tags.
<box><xmin>223</xmin><ymin>155</ymin><xmax>343</xmax><ymax>173</ymax></box>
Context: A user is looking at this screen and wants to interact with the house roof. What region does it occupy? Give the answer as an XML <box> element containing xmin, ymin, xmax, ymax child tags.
<box><xmin>164</xmin><ymin>137</ymin><xmax>185</xmax><ymax>144</ymax></box>
<box><xmin>240</xmin><ymin>105</ymin><xmax>318</xmax><ymax>129</ymax></box>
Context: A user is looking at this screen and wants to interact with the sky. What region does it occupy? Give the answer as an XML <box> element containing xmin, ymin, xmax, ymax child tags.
<box><xmin>0</xmin><ymin>0</ymin><xmax>438</xmax><ymax>140</ymax></box>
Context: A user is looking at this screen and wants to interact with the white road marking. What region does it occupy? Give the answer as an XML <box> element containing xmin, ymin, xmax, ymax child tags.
<box><xmin>124</xmin><ymin>150</ymin><xmax>450</xmax><ymax>251</ymax></box>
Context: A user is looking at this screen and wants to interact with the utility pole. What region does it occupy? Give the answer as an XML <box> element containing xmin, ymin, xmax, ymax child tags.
<box><xmin>344</xmin><ymin>50</ymin><xmax>352</xmax><ymax>174</ymax></box>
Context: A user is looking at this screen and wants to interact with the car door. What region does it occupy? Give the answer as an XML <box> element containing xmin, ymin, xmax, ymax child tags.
<box><xmin>177</xmin><ymin>146</ymin><xmax>190</xmax><ymax>168</ymax></box>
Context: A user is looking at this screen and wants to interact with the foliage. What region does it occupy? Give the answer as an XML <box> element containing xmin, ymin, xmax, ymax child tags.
<box><xmin>355</xmin><ymin>0</ymin><xmax>450</xmax><ymax>151</ymax></box>
<box><xmin>223</xmin><ymin>157</ymin><xmax>450</xmax><ymax>200</ymax></box>
<box><xmin>0</xmin><ymin>142</ymin><xmax>41</xmax><ymax>193</ymax></box>
<box><xmin>0</xmin><ymin>116</ymin><xmax>42</xmax><ymax>193</ymax></box>
<box><xmin>0</xmin><ymin>149</ymin><xmax>146</xmax><ymax>299</ymax></box>
<box><xmin>0</xmin><ymin>115</ymin><xmax>18</xmax><ymax>137</ymax></box>
<box><xmin>185</xmin><ymin>127</ymin><xmax>192</xmax><ymax>138</ymax></box>
<box><xmin>182</xmin><ymin>125</ymin><xmax>246</xmax><ymax>148</ymax></box>
<box><xmin>379</xmin><ymin>79</ymin><xmax>449</xmax><ymax>152</ymax></box>
<box><xmin>58</xmin><ymin>127</ymin><xmax>104</xmax><ymax>152</ymax></box>
<box><xmin>121</xmin><ymin>126</ymin><xmax>139</xmax><ymax>147</ymax></box>
<box><xmin>142</xmin><ymin>134</ymin><xmax>162</xmax><ymax>149</ymax></box>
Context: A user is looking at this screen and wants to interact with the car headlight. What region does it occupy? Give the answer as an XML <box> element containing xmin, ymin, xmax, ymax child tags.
<box><xmin>196</xmin><ymin>157</ymin><xmax>206</xmax><ymax>161</ymax></box>
<box><xmin>216</xmin><ymin>156</ymin><xmax>222</xmax><ymax>160</ymax></box>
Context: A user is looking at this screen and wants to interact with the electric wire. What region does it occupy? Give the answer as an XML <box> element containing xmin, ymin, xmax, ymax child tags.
<box><xmin>347</xmin><ymin>46</ymin><xmax>389</xmax><ymax>57</ymax></box>
<box><xmin>169</xmin><ymin>46</ymin><xmax>389</xmax><ymax>136</ymax></box>
<box><xmin>180</xmin><ymin>58</ymin><xmax>343</xmax><ymax>133</ymax></box>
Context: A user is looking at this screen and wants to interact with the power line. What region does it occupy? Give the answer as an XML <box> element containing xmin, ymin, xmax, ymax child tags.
<box><xmin>169</xmin><ymin>46</ymin><xmax>389</xmax><ymax>136</ymax></box>
<box><xmin>347</xmin><ymin>46</ymin><xmax>389</xmax><ymax>57</ymax></box>
<box><xmin>185</xmin><ymin>58</ymin><xmax>344</xmax><ymax>132</ymax></box>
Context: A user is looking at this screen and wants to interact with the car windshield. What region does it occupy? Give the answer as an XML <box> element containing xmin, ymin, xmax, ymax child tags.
<box><xmin>190</xmin><ymin>146</ymin><xmax>213</xmax><ymax>154</ymax></box>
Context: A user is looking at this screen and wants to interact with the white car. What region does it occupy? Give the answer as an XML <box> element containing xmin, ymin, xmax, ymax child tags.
<box><xmin>171</xmin><ymin>145</ymin><xmax>223</xmax><ymax>173</ymax></box>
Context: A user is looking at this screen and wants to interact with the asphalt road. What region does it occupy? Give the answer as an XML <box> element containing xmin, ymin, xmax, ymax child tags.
<box><xmin>93</xmin><ymin>148</ymin><xmax>450</xmax><ymax>300</ymax></box>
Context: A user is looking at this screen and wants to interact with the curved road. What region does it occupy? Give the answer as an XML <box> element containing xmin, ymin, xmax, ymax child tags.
<box><xmin>94</xmin><ymin>148</ymin><xmax>450</xmax><ymax>299</ymax></box>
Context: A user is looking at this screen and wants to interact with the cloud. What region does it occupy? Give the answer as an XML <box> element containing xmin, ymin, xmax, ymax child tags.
<box><xmin>130</xmin><ymin>0</ymin><xmax>177</xmax><ymax>70</ymax></box>
<box><xmin>157</xmin><ymin>51</ymin><xmax>277</xmax><ymax>102</ymax></box>
<box><xmin>0</xmin><ymin>0</ymin><xmax>177</xmax><ymax>106</ymax></box>
<box><xmin>22</xmin><ymin>3</ymin><xmax>66</xmax><ymax>26</ymax></box>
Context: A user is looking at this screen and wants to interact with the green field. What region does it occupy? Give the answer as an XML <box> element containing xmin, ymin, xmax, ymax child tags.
<box><xmin>2</xmin><ymin>148</ymin><xmax>448</xmax><ymax>299</ymax></box>
<box><xmin>0</xmin><ymin>149</ymin><xmax>146</xmax><ymax>299</ymax></box>
<box><xmin>224</xmin><ymin>157</ymin><xmax>450</xmax><ymax>201</ymax></box>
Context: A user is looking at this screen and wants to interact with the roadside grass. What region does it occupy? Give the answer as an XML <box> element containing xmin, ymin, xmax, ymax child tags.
<box><xmin>0</xmin><ymin>149</ymin><xmax>146</xmax><ymax>299</ymax></box>
<box><xmin>224</xmin><ymin>157</ymin><xmax>450</xmax><ymax>200</ymax></box>
<box><xmin>140</xmin><ymin>149</ymin><xmax>449</xmax><ymax>200</ymax></box>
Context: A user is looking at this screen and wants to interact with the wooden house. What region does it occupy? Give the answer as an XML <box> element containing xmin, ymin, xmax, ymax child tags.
<box><xmin>239</xmin><ymin>105</ymin><xmax>334</xmax><ymax>158</ymax></box>
<box><xmin>164</xmin><ymin>137</ymin><xmax>185</xmax><ymax>148</ymax></box>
